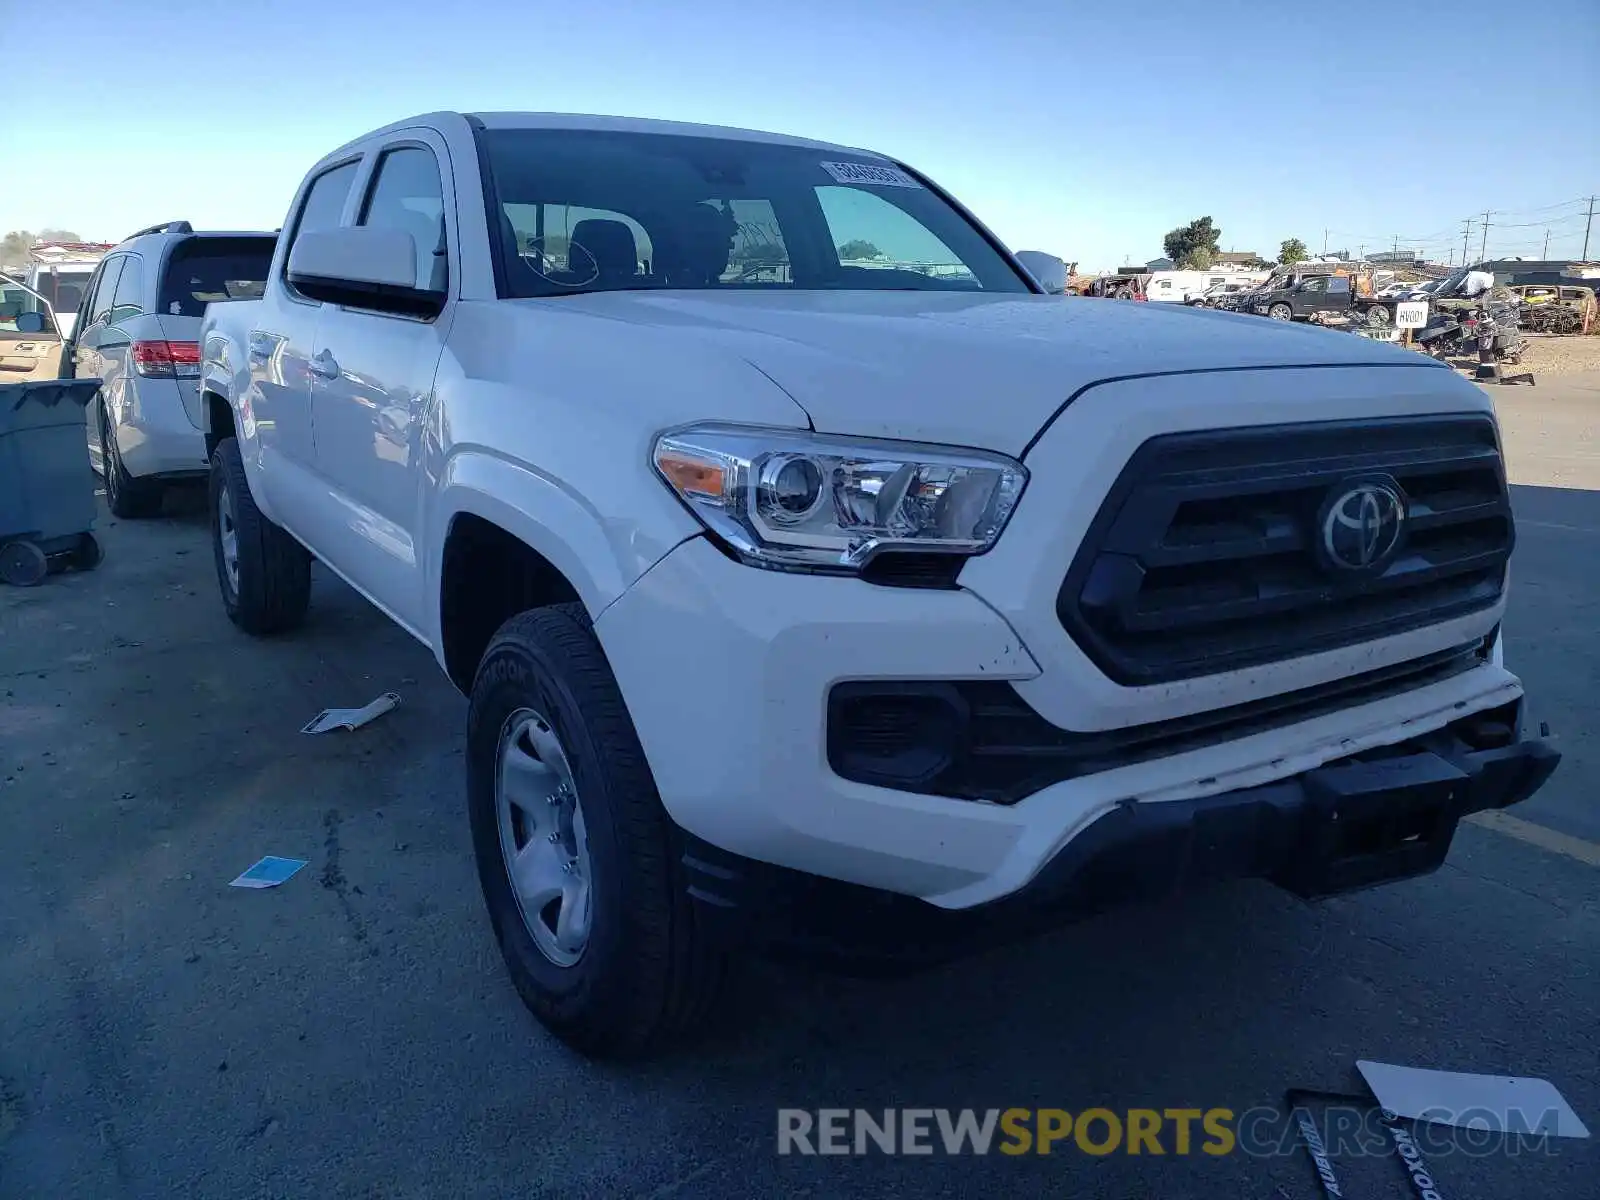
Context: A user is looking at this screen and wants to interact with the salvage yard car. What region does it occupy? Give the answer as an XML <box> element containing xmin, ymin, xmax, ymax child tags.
<box><xmin>198</xmin><ymin>110</ymin><xmax>1559</xmax><ymax>1059</ymax></box>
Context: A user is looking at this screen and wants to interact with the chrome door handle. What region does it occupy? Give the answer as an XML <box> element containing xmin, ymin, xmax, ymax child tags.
<box><xmin>308</xmin><ymin>349</ymin><xmax>341</xmax><ymax>379</ymax></box>
<box><xmin>246</xmin><ymin>331</ymin><xmax>275</xmax><ymax>362</ymax></box>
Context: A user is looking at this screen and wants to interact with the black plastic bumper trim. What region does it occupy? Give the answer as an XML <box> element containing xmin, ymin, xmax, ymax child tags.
<box><xmin>682</xmin><ymin>710</ymin><xmax>1559</xmax><ymax>971</ymax></box>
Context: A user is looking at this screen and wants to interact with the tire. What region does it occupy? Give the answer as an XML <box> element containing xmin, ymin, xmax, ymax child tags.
<box><xmin>73</xmin><ymin>533</ymin><xmax>102</xmax><ymax>571</ymax></box>
<box><xmin>0</xmin><ymin>539</ymin><xmax>49</xmax><ymax>587</ymax></box>
<box><xmin>100</xmin><ymin>402</ymin><xmax>165</xmax><ymax>519</ymax></box>
<box><xmin>209</xmin><ymin>437</ymin><xmax>311</xmax><ymax>635</ymax></box>
<box><xmin>467</xmin><ymin>604</ymin><xmax>726</xmax><ymax>1059</ymax></box>
<box><xmin>1365</xmin><ymin>305</ymin><xmax>1391</xmax><ymax>328</ymax></box>
<box><xmin>1269</xmin><ymin>303</ymin><xmax>1293</xmax><ymax>321</ymax></box>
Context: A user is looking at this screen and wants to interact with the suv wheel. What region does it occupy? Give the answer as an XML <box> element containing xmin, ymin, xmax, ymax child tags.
<box><xmin>100</xmin><ymin>403</ymin><xmax>164</xmax><ymax>519</ymax></box>
<box><xmin>1365</xmin><ymin>305</ymin><xmax>1391</xmax><ymax>327</ymax></box>
<box><xmin>467</xmin><ymin>604</ymin><xmax>726</xmax><ymax>1059</ymax></box>
<box><xmin>209</xmin><ymin>437</ymin><xmax>311</xmax><ymax>635</ymax></box>
<box><xmin>1268</xmin><ymin>303</ymin><xmax>1293</xmax><ymax>321</ymax></box>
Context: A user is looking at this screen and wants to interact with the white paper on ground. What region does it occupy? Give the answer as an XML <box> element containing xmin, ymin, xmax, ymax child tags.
<box><xmin>301</xmin><ymin>692</ymin><xmax>401</xmax><ymax>735</ymax></box>
<box><xmin>1357</xmin><ymin>1060</ymin><xmax>1590</xmax><ymax>1138</ymax></box>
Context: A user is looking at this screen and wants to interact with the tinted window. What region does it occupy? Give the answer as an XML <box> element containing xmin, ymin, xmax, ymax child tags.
<box><xmin>109</xmin><ymin>256</ymin><xmax>144</xmax><ymax>322</ymax></box>
<box><xmin>477</xmin><ymin>128</ymin><xmax>1028</xmax><ymax>298</ymax></box>
<box><xmin>1328</xmin><ymin>276</ymin><xmax>1351</xmax><ymax>294</ymax></box>
<box><xmin>359</xmin><ymin>146</ymin><xmax>449</xmax><ymax>292</ymax></box>
<box><xmin>159</xmin><ymin>237</ymin><xmax>275</xmax><ymax>316</ymax></box>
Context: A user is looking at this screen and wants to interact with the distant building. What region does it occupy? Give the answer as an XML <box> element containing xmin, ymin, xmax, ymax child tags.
<box><xmin>1369</xmin><ymin>250</ymin><xmax>1419</xmax><ymax>264</ymax></box>
<box><xmin>1144</xmin><ymin>257</ymin><xmax>1175</xmax><ymax>271</ymax></box>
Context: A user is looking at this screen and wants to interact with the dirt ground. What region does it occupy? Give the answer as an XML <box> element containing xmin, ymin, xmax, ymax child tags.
<box><xmin>1522</xmin><ymin>334</ymin><xmax>1600</xmax><ymax>377</ymax></box>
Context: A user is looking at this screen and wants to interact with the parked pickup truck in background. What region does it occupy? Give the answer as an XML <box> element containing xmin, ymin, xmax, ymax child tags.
<box><xmin>199</xmin><ymin>110</ymin><xmax>1559</xmax><ymax>1059</ymax></box>
<box><xmin>1251</xmin><ymin>265</ymin><xmax>1400</xmax><ymax>326</ymax></box>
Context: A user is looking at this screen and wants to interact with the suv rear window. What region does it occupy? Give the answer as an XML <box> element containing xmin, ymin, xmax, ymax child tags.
<box><xmin>159</xmin><ymin>237</ymin><xmax>276</xmax><ymax>317</ymax></box>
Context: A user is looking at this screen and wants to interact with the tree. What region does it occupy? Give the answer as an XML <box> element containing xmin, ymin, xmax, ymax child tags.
<box><xmin>1</xmin><ymin>228</ymin><xmax>86</xmax><ymax>268</ymax></box>
<box><xmin>836</xmin><ymin>239</ymin><xmax>883</xmax><ymax>261</ymax></box>
<box><xmin>1278</xmin><ymin>238</ymin><xmax>1308</xmax><ymax>265</ymax></box>
<box><xmin>1162</xmin><ymin>217</ymin><xmax>1221</xmax><ymax>270</ymax></box>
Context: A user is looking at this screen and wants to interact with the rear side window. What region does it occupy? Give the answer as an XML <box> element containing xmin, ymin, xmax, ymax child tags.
<box><xmin>109</xmin><ymin>256</ymin><xmax>144</xmax><ymax>322</ymax></box>
<box><xmin>358</xmin><ymin>146</ymin><xmax>449</xmax><ymax>292</ymax></box>
<box><xmin>1328</xmin><ymin>276</ymin><xmax>1351</xmax><ymax>294</ymax></box>
<box><xmin>160</xmin><ymin>238</ymin><xmax>276</xmax><ymax>317</ymax></box>
<box><xmin>89</xmin><ymin>258</ymin><xmax>124</xmax><ymax>325</ymax></box>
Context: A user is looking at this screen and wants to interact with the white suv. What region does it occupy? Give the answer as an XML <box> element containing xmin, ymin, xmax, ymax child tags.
<box><xmin>64</xmin><ymin>223</ymin><xmax>275</xmax><ymax>517</ymax></box>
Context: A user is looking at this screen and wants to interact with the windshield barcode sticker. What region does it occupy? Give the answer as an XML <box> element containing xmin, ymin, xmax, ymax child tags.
<box><xmin>819</xmin><ymin>161</ymin><xmax>922</xmax><ymax>188</ymax></box>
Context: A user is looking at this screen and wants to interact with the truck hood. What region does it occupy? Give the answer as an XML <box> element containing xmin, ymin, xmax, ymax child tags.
<box><xmin>531</xmin><ymin>290</ymin><xmax>1439</xmax><ymax>456</ymax></box>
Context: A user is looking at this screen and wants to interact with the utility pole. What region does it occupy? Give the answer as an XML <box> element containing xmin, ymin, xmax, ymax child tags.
<box><xmin>1543</xmin><ymin>228</ymin><xmax>1551</xmax><ymax>259</ymax></box>
<box><xmin>1322</xmin><ymin>229</ymin><xmax>1329</xmax><ymax>256</ymax></box>
<box><xmin>1392</xmin><ymin>235</ymin><xmax>1400</xmax><ymax>263</ymax></box>
<box><xmin>1583</xmin><ymin>196</ymin><xmax>1596</xmax><ymax>261</ymax></box>
<box><xmin>1478</xmin><ymin>211</ymin><xmax>1492</xmax><ymax>263</ymax></box>
<box><xmin>1460</xmin><ymin>218</ymin><xmax>1473</xmax><ymax>265</ymax></box>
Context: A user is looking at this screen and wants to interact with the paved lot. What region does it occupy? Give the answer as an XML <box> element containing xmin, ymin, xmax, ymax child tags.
<box><xmin>2</xmin><ymin>375</ymin><xmax>1597</xmax><ymax>1199</ymax></box>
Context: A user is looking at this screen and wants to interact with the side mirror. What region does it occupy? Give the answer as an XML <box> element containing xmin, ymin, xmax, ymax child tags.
<box><xmin>1015</xmin><ymin>251</ymin><xmax>1069</xmax><ymax>295</ymax></box>
<box><xmin>15</xmin><ymin>311</ymin><xmax>49</xmax><ymax>334</ymax></box>
<box><xmin>287</xmin><ymin>226</ymin><xmax>444</xmax><ymax>317</ymax></box>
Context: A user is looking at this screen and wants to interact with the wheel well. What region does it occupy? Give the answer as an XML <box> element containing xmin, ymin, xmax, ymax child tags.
<box><xmin>440</xmin><ymin>514</ymin><xmax>583</xmax><ymax>692</ymax></box>
<box><xmin>204</xmin><ymin>392</ymin><xmax>235</xmax><ymax>460</ymax></box>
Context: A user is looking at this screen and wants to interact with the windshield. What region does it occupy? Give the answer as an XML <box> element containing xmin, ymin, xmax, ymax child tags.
<box><xmin>476</xmin><ymin>127</ymin><xmax>1031</xmax><ymax>299</ymax></box>
<box><xmin>159</xmin><ymin>237</ymin><xmax>276</xmax><ymax>316</ymax></box>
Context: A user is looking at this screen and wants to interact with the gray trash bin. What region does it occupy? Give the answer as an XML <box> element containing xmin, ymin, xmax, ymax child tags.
<box><xmin>0</xmin><ymin>378</ymin><xmax>104</xmax><ymax>587</ymax></box>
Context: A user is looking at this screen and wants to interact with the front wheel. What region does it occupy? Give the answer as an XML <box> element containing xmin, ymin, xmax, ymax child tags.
<box><xmin>209</xmin><ymin>437</ymin><xmax>311</xmax><ymax>635</ymax></box>
<box><xmin>1269</xmin><ymin>303</ymin><xmax>1293</xmax><ymax>321</ymax></box>
<box><xmin>1365</xmin><ymin>306</ymin><xmax>1391</xmax><ymax>328</ymax></box>
<box><xmin>467</xmin><ymin>604</ymin><xmax>726</xmax><ymax>1059</ymax></box>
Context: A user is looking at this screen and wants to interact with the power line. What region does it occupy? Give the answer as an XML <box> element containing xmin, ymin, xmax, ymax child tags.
<box><xmin>1584</xmin><ymin>197</ymin><xmax>1597</xmax><ymax>260</ymax></box>
<box><xmin>1494</xmin><ymin>197</ymin><xmax>1591</xmax><ymax>218</ymax></box>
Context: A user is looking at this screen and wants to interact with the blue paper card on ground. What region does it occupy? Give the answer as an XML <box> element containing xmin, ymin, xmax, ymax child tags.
<box><xmin>229</xmin><ymin>856</ymin><xmax>309</xmax><ymax>889</ymax></box>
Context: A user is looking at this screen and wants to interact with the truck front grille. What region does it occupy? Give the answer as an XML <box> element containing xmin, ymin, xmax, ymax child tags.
<box><xmin>1057</xmin><ymin>414</ymin><xmax>1513</xmax><ymax>686</ymax></box>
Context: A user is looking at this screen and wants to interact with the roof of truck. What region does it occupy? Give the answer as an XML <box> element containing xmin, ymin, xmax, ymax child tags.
<box><xmin>319</xmin><ymin>110</ymin><xmax>880</xmax><ymax>163</ymax></box>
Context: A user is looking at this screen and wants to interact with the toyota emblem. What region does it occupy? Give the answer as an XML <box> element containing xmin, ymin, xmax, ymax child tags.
<box><xmin>1318</xmin><ymin>478</ymin><xmax>1407</xmax><ymax>572</ymax></box>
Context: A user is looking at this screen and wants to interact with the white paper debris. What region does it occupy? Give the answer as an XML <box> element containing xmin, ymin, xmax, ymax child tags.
<box><xmin>229</xmin><ymin>856</ymin><xmax>308</xmax><ymax>888</ymax></box>
<box><xmin>1357</xmin><ymin>1060</ymin><xmax>1590</xmax><ymax>1138</ymax></box>
<box><xmin>301</xmin><ymin>692</ymin><xmax>401</xmax><ymax>735</ymax></box>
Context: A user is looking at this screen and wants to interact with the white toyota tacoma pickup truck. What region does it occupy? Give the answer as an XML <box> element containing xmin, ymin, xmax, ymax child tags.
<box><xmin>199</xmin><ymin>111</ymin><xmax>1559</xmax><ymax>1058</ymax></box>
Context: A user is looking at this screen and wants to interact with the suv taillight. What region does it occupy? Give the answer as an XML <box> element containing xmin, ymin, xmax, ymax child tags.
<box><xmin>131</xmin><ymin>340</ymin><xmax>201</xmax><ymax>379</ymax></box>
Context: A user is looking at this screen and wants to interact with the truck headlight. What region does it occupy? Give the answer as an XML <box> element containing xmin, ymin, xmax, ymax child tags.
<box><xmin>652</xmin><ymin>424</ymin><xmax>1027</xmax><ymax>571</ymax></box>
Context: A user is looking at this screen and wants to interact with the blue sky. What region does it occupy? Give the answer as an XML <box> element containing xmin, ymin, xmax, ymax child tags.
<box><xmin>4</xmin><ymin>0</ymin><xmax>1596</xmax><ymax>271</ymax></box>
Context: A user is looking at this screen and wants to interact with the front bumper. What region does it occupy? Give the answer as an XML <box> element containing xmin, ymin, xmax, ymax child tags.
<box><xmin>595</xmin><ymin>536</ymin><xmax>1544</xmax><ymax>912</ymax></box>
<box><xmin>679</xmin><ymin>708</ymin><xmax>1559</xmax><ymax>968</ymax></box>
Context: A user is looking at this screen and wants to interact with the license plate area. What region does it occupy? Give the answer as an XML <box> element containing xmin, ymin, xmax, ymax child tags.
<box><xmin>1274</xmin><ymin>752</ymin><xmax>1470</xmax><ymax>898</ymax></box>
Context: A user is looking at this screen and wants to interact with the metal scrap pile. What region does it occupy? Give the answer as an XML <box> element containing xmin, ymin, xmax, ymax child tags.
<box><xmin>1510</xmin><ymin>285</ymin><xmax>1596</xmax><ymax>336</ymax></box>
